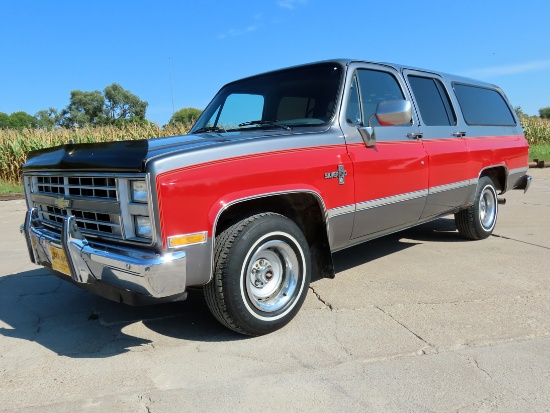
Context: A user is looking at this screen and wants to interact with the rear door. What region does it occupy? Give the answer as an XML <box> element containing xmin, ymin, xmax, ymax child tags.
<box><xmin>341</xmin><ymin>63</ymin><xmax>429</xmax><ymax>240</ymax></box>
<box><xmin>403</xmin><ymin>70</ymin><xmax>472</xmax><ymax>218</ymax></box>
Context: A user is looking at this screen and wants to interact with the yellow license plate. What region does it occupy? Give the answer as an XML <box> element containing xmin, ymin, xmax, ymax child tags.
<box><xmin>50</xmin><ymin>246</ymin><xmax>71</xmax><ymax>276</ymax></box>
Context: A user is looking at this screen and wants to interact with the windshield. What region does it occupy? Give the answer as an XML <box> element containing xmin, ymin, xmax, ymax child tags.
<box><xmin>191</xmin><ymin>62</ymin><xmax>343</xmax><ymax>133</ymax></box>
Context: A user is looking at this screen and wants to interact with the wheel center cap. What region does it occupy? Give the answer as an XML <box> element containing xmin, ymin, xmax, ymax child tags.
<box><xmin>252</xmin><ymin>259</ymin><xmax>275</xmax><ymax>287</ymax></box>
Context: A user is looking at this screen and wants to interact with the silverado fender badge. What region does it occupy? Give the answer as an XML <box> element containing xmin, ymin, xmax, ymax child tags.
<box><xmin>54</xmin><ymin>197</ymin><xmax>71</xmax><ymax>209</ymax></box>
<box><xmin>324</xmin><ymin>164</ymin><xmax>347</xmax><ymax>185</ymax></box>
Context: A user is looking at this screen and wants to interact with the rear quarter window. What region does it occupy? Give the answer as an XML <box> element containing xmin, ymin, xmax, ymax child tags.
<box><xmin>453</xmin><ymin>83</ymin><xmax>516</xmax><ymax>126</ymax></box>
<box><xmin>408</xmin><ymin>75</ymin><xmax>456</xmax><ymax>126</ymax></box>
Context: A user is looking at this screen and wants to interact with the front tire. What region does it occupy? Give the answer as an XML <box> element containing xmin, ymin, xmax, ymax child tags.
<box><xmin>455</xmin><ymin>176</ymin><xmax>498</xmax><ymax>240</ymax></box>
<box><xmin>204</xmin><ymin>213</ymin><xmax>311</xmax><ymax>336</ymax></box>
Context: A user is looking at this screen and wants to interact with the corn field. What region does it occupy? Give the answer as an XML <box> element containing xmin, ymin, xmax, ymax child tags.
<box><xmin>0</xmin><ymin>123</ymin><xmax>191</xmax><ymax>183</ymax></box>
<box><xmin>1</xmin><ymin>117</ymin><xmax>549</xmax><ymax>184</ymax></box>
<box><xmin>519</xmin><ymin>115</ymin><xmax>550</xmax><ymax>146</ymax></box>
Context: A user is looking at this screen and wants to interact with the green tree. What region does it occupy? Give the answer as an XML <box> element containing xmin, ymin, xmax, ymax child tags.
<box><xmin>8</xmin><ymin>111</ymin><xmax>37</xmax><ymax>130</ymax></box>
<box><xmin>104</xmin><ymin>83</ymin><xmax>148</xmax><ymax>123</ymax></box>
<box><xmin>0</xmin><ymin>112</ymin><xmax>9</xmax><ymax>129</ymax></box>
<box><xmin>35</xmin><ymin>107</ymin><xmax>61</xmax><ymax>130</ymax></box>
<box><xmin>169</xmin><ymin>107</ymin><xmax>203</xmax><ymax>126</ymax></box>
<box><xmin>514</xmin><ymin>106</ymin><xmax>525</xmax><ymax>117</ymax></box>
<box><xmin>60</xmin><ymin>90</ymin><xmax>105</xmax><ymax>127</ymax></box>
<box><xmin>539</xmin><ymin>107</ymin><xmax>550</xmax><ymax>120</ymax></box>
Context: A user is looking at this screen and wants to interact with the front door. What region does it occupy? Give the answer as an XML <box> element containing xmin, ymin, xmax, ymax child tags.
<box><xmin>341</xmin><ymin>64</ymin><xmax>429</xmax><ymax>240</ymax></box>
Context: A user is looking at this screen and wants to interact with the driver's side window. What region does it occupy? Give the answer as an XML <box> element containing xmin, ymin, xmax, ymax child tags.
<box><xmin>346</xmin><ymin>69</ymin><xmax>407</xmax><ymax>127</ymax></box>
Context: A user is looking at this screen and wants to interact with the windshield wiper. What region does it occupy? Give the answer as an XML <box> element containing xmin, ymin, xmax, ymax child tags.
<box><xmin>237</xmin><ymin>120</ymin><xmax>291</xmax><ymax>131</ymax></box>
<box><xmin>193</xmin><ymin>126</ymin><xmax>226</xmax><ymax>134</ymax></box>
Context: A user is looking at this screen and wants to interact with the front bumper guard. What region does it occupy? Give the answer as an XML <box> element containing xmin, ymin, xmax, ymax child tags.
<box><xmin>22</xmin><ymin>208</ymin><xmax>187</xmax><ymax>300</ymax></box>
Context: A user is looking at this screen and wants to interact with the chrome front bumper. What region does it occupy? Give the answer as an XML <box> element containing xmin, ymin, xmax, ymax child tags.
<box><xmin>22</xmin><ymin>208</ymin><xmax>187</xmax><ymax>302</ymax></box>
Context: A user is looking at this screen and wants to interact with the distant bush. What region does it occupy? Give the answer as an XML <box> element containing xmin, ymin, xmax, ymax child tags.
<box><xmin>539</xmin><ymin>107</ymin><xmax>550</xmax><ymax>120</ymax></box>
<box><xmin>169</xmin><ymin>107</ymin><xmax>203</xmax><ymax>126</ymax></box>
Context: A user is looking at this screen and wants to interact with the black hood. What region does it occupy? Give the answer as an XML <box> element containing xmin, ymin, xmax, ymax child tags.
<box><xmin>22</xmin><ymin>134</ymin><xmax>236</xmax><ymax>173</ymax></box>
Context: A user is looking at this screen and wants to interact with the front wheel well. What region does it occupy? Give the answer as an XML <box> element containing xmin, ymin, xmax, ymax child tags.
<box><xmin>214</xmin><ymin>193</ymin><xmax>335</xmax><ymax>281</ymax></box>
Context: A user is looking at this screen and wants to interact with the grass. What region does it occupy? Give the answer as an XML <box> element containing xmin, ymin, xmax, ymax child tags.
<box><xmin>0</xmin><ymin>180</ymin><xmax>24</xmax><ymax>194</ymax></box>
<box><xmin>529</xmin><ymin>143</ymin><xmax>550</xmax><ymax>162</ymax></box>
<box><xmin>520</xmin><ymin>115</ymin><xmax>550</xmax><ymax>161</ymax></box>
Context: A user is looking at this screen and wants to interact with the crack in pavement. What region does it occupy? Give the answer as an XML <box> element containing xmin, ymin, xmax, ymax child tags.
<box><xmin>515</xmin><ymin>201</ymin><xmax>550</xmax><ymax>207</ymax></box>
<box><xmin>374</xmin><ymin>305</ymin><xmax>435</xmax><ymax>352</ymax></box>
<box><xmin>470</xmin><ymin>356</ymin><xmax>495</xmax><ymax>381</ymax></box>
<box><xmin>453</xmin><ymin>395</ymin><xmax>499</xmax><ymax>413</ymax></box>
<box><xmin>302</xmin><ymin>291</ymin><xmax>549</xmax><ymax>317</ymax></box>
<box><xmin>307</xmin><ymin>286</ymin><xmax>353</xmax><ymax>357</ymax></box>
<box><xmin>491</xmin><ymin>233</ymin><xmax>550</xmax><ymax>250</ymax></box>
<box><xmin>309</xmin><ymin>286</ymin><xmax>333</xmax><ymax>310</ymax></box>
<box><xmin>302</xmin><ymin>293</ymin><xmax>549</xmax><ymax>313</ymax></box>
<box><xmin>138</xmin><ymin>394</ymin><xmax>152</xmax><ymax>413</ymax></box>
<box><xmin>460</xmin><ymin>354</ymin><xmax>534</xmax><ymax>408</ymax></box>
<box><xmin>395</xmin><ymin>293</ymin><xmax>549</xmax><ymax>307</ymax></box>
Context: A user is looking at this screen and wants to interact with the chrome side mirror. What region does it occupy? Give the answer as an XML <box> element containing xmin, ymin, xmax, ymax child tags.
<box><xmin>376</xmin><ymin>100</ymin><xmax>412</xmax><ymax>126</ymax></box>
<box><xmin>357</xmin><ymin>100</ymin><xmax>412</xmax><ymax>148</ymax></box>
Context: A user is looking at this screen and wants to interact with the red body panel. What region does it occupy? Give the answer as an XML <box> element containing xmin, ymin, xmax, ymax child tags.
<box><xmin>346</xmin><ymin>141</ymin><xmax>428</xmax><ymax>201</ymax></box>
<box><xmin>156</xmin><ymin>135</ymin><xmax>529</xmax><ymax>249</ymax></box>
<box><xmin>156</xmin><ymin>145</ymin><xmax>354</xmax><ymax>247</ymax></box>
<box><xmin>465</xmin><ymin>135</ymin><xmax>529</xmax><ymax>175</ymax></box>
<box><xmin>421</xmin><ymin>138</ymin><xmax>470</xmax><ymax>187</ymax></box>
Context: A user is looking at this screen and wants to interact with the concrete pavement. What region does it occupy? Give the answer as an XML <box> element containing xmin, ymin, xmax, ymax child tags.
<box><xmin>1</xmin><ymin>168</ymin><xmax>549</xmax><ymax>412</ymax></box>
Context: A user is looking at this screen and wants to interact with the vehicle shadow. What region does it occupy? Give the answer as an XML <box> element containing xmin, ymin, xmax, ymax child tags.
<box><xmin>331</xmin><ymin>217</ymin><xmax>465</xmax><ymax>274</ymax></box>
<box><xmin>0</xmin><ymin>217</ymin><xmax>465</xmax><ymax>357</ymax></box>
<box><xmin>0</xmin><ymin>268</ymin><xmax>243</xmax><ymax>359</ymax></box>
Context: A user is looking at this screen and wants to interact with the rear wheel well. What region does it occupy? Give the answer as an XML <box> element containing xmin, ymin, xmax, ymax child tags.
<box><xmin>479</xmin><ymin>166</ymin><xmax>506</xmax><ymax>193</ymax></box>
<box><xmin>214</xmin><ymin>193</ymin><xmax>334</xmax><ymax>280</ymax></box>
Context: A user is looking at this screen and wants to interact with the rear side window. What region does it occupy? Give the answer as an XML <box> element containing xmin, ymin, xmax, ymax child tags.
<box><xmin>408</xmin><ymin>76</ymin><xmax>456</xmax><ymax>126</ymax></box>
<box><xmin>453</xmin><ymin>84</ymin><xmax>516</xmax><ymax>126</ymax></box>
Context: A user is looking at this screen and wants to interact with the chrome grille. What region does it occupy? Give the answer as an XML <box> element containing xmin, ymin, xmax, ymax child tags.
<box><xmin>38</xmin><ymin>204</ymin><xmax>122</xmax><ymax>238</ymax></box>
<box><xmin>26</xmin><ymin>173</ymin><xmax>152</xmax><ymax>244</ymax></box>
<box><xmin>36</xmin><ymin>176</ymin><xmax>117</xmax><ymax>200</ymax></box>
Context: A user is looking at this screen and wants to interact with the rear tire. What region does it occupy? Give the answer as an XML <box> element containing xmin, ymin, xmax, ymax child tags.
<box><xmin>204</xmin><ymin>213</ymin><xmax>311</xmax><ymax>336</ymax></box>
<box><xmin>455</xmin><ymin>176</ymin><xmax>498</xmax><ymax>240</ymax></box>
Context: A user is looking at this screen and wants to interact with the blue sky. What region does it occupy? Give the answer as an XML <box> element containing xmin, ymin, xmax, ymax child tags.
<box><xmin>1</xmin><ymin>0</ymin><xmax>549</xmax><ymax>125</ymax></box>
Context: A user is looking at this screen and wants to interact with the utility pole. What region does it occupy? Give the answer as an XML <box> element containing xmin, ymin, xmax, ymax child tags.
<box><xmin>169</xmin><ymin>57</ymin><xmax>175</xmax><ymax>116</ymax></box>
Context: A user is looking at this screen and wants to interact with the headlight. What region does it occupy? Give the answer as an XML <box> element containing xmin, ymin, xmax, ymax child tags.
<box><xmin>131</xmin><ymin>181</ymin><xmax>148</xmax><ymax>203</ymax></box>
<box><xmin>135</xmin><ymin>216</ymin><xmax>152</xmax><ymax>238</ymax></box>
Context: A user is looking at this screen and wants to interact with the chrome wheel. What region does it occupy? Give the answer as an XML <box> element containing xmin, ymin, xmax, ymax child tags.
<box><xmin>244</xmin><ymin>237</ymin><xmax>300</xmax><ymax>313</ymax></box>
<box><xmin>455</xmin><ymin>176</ymin><xmax>498</xmax><ymax>240</ymax></box>
<box><xmin>479</xmin><ymin>185</ymin><xmax>497</xmax><ymax>231</ymax></box>
<box><xmin>204</xmin><ymin>213</ymin><xmax>311</xmax><ymax>335</ymax></box>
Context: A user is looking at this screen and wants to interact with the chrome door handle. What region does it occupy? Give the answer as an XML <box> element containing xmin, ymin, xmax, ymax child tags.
<box><xmin>452</xmin><ymin>131</ymin><xmax>466</xmax><ymax>137</ymax></box>
<box><xmin>406</xmin><ymin>133</ymin><xmax>423</xmax><ymax>140</ymax></box>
